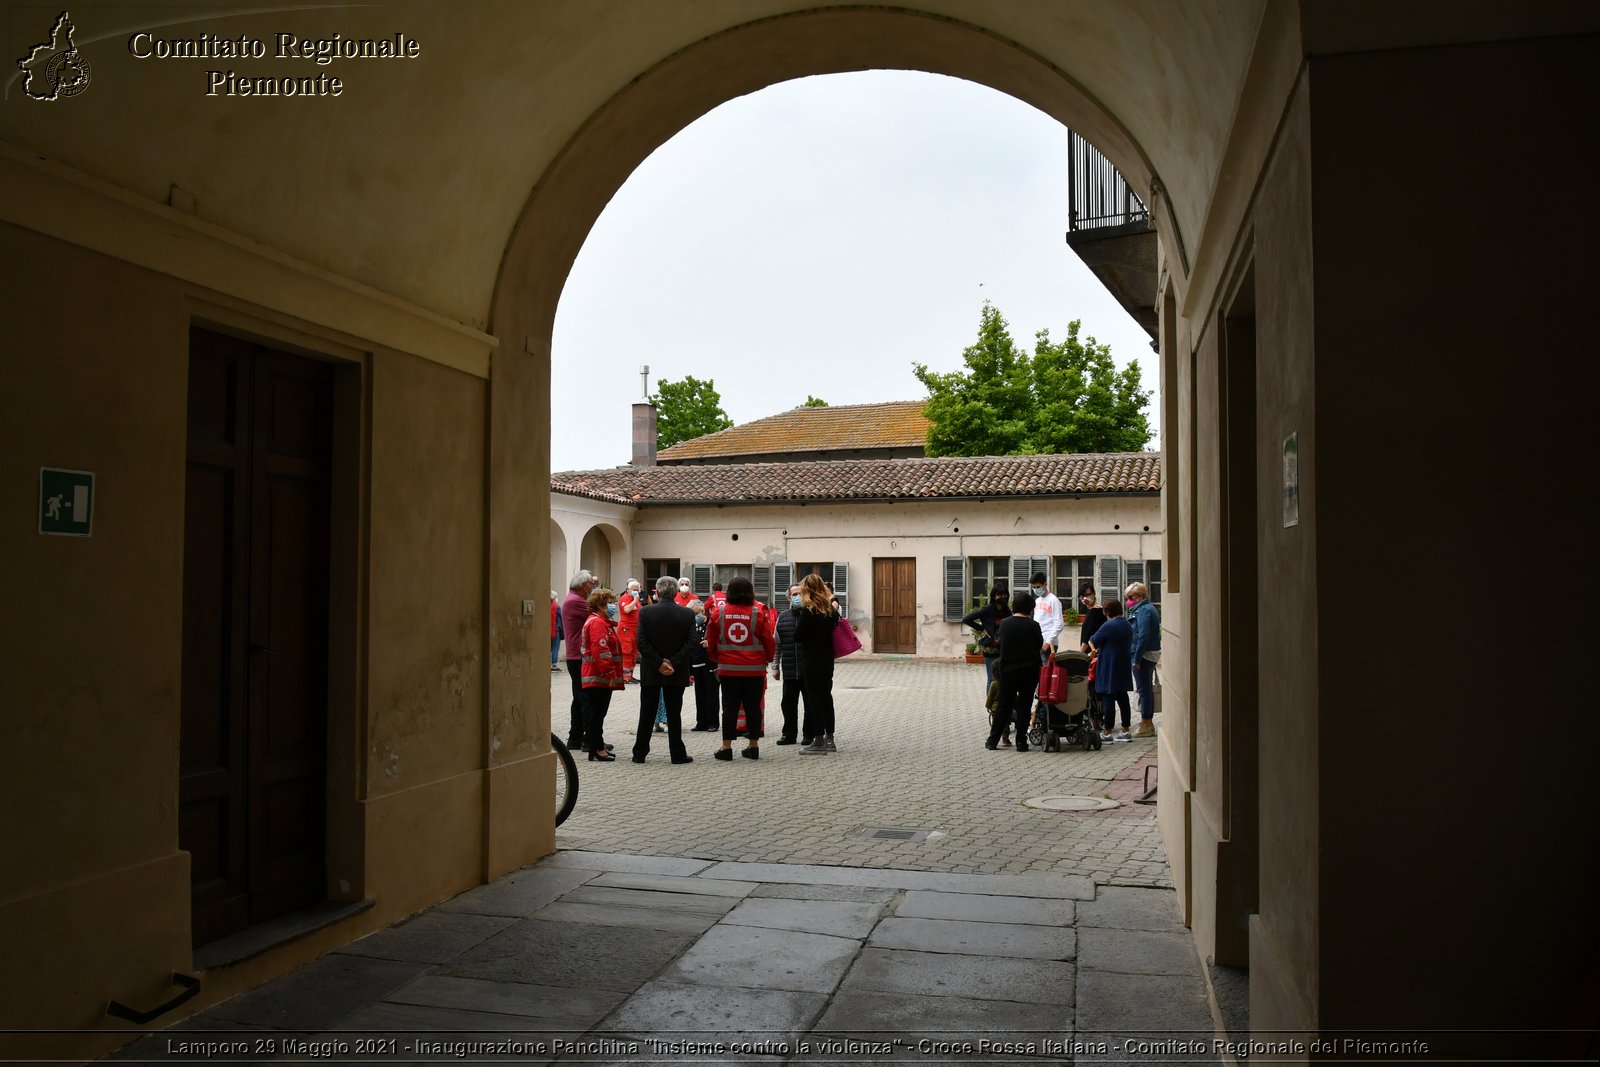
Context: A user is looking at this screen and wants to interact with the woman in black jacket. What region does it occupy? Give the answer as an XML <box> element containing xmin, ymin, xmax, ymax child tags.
<box><xmin>1076</xmin><ymin>582</ymin><xmax>1106</xmax><ymax>653</ymax></box>
<box><xmin>988</xmin><ymin>590</ymin><xmax>1043</xmax><ymax>752</ymax></box>
<box><xmin>962</xmin><ymin>584</ymin><xmax>1012</xmax><ymax>746</ymax></box>
<box><xmin>793</xmin><ymin>573</ymin><xmax>841</xmax><ymax>754</ymax></box>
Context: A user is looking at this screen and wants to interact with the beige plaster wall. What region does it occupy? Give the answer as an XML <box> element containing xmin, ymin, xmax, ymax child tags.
<box><xmin>1306</xmin><ymin>36</ymin><xmax>1598</xmax><ymax>1046</ymax></box>
<box><xmin>0</xmin><ymin>210</ymin><xmax>549</xmax><ymax>1051</ymax></box>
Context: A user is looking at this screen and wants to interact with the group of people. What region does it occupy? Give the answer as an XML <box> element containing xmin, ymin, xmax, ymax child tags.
<box><xmin>963</xmin><ymin>571</ymin><xmax>1161</xmax><ymax>751</ymax></box>
<box><xmin>555</xmin><ymin>570</ymin><xmax>846</xmax><ymax>765</ymax></box>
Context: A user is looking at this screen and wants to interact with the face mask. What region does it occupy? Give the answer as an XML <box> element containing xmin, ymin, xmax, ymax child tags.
<box><xmin>1032</xmin><ymin>586</ymin><xmax>1045</xmax><ymax>596</ymax></box>
<box><xmin>606</xmin><ymin>603</ymin><xmax>619</xmax><ymax>620</ymax></box>
<box><xmin>1126</xmin><ymin>598</ymin><xmax>1136</xmax><ymax>609</ymax></box>
<box><xmin>679</xmin><ymin>585</ymin><xmax>690</xmax><ymax>593</ymax></box>
<box><xmin>791</xmin><ymin>595</ymin><xmax>802</xmax><ymax>608</ymax></box>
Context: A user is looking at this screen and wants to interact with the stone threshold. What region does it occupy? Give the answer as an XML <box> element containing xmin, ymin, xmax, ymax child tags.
<box><xmin>194</xmin><ymin>898</ymin><xmax>374</xmax><ymax>972</ymax></box>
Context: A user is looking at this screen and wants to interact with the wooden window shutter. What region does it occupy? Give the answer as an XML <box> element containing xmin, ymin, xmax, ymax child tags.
<box><xmin>832</xmin><ymin>561</ymin><xmax>849</xmax><ymax>616</ymax></box>
<box><xmin>944</xmin><ymin>556</ymin><xmax>966</xmax><ymax>621</ymax></box>
<box><xmin>691</xmin><ymin>563</ymin><xmax>712</xmax><ymax>598</ymax></box>
<box><xmin>753</xmin><ymin>563</ymin><xmax>772</xmax><ymax>606</ymax></box>
<box><xmin>1011</xmin><ymin>555</ymin><xmax>1047</xmax><ymax>593</ymax></box>
<box><xmin>1097</xmin><ymin>555</ymin><xmax>1123</xmax><ymax>607</ymax></box>
<box><xmin>773</xmin><ymin>562</ymin><xmax>793</xmax><ymax>600</ymax></box>
<box><xmin>1125</xmin><ymin>559</ymin><xmax>1145</xmax><ymax>591</ymax></box>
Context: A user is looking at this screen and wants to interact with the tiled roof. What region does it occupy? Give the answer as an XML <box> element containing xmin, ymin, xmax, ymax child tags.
<box><xmin>552</xmin><ymin>452</ymin><xmax>1160</xmax><ymax>506</ymax></box>
<box><xmin>655</xmin><ymin>400</ymin><xmax>930</xmax><ymax>461</ymax></box>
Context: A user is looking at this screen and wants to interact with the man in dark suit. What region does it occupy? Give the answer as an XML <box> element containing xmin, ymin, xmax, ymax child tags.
<box><xmin>632</xmin><ymin>575</ymin><xmax>696</xmax><ymax>764</ymax></box>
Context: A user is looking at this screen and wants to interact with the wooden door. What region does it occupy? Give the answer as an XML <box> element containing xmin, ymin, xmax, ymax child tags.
<box><xmin>181</xmin><ymin>329</ymin><xmax>331</xmax><ymax>946</ymax></box>
<box><xmin>871</xmin><ymin>558</ymin><xmax>916</xmax><ymax>654</ymax></box>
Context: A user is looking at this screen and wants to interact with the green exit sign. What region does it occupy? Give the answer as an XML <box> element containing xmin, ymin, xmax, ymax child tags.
<box><xmin>39</xmin><ymin>467</ymin><xmax>93</xmax><ymax>536</ymax></box>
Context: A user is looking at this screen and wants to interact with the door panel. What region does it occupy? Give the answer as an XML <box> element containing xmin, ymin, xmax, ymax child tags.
<box><xmin>182</xmin><ymin>331</ymin><xmax>330</xmax><ymax>945</ymax></box>
<box><xmin>871</xmin><ymin>558</ymin><xmax>916</xmax><ymax>654</ymax></box>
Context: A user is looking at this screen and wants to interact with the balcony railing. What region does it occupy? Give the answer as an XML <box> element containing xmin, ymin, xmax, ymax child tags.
<box><xmin>1067</xmin><ymin>129</ymin><xmax>1150</xmax><ymax>233</ymax></box>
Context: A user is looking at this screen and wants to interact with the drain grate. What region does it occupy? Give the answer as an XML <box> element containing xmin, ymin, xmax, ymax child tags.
<box><xmin>857</xmin><ymin>826</ymin><xmax>942</xmax><ymax>843</ymax></box>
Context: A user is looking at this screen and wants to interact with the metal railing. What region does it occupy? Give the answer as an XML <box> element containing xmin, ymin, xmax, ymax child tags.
<box><xmin>1067</xmin><ymin>129</ymin><xmax>1150</xmax><ymax>232</ymax></box>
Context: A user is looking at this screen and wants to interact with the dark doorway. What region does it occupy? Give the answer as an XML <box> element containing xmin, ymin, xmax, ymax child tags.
<box><xmin>871</xmin><ymin>558</ymin><xmax>916</xmax><ymax>654</ymax></box>
<box><xmin>180</xmin><ymin>328</ymin><xmax>333</xmax><ymax>947</ymax></box>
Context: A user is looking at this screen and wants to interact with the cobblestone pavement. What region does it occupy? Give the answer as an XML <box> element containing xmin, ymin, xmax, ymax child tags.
<box><xmin>553</xmin><ymin>658</ymin><xmax>1171</xmax><ymax>889</ymax></box>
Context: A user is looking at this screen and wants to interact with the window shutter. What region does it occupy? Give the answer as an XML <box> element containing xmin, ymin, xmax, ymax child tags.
<box><xmin>691</xmin><ymin>563</ymin><xmax>712</xmax><ymax>598</ymax></box>
<box><xmin>1097</xmin><ymin>555</ymin><xmax>1123</xmax><ymax>606</ymax></box>
<box><xmin>753</xmin><ymin>563</ymin><xmax>772</xmax><ymax>606</ymax></box>
<box><xmin>944</xmin><ymin>556</ymin><xmax>966</xmax><ymax>621</ymax></box>
<box><xmin>1011</xmin><ymin>555</ymin><xmax>1047</xmax><ymax>593</ymax></box>
<box><xmin>773</xmin><ymin>561</ymin><xmax>793</xmax><ymax>600</ymax></box>
<box><xmin>1125</xmin><ymin>559</ymin><xmax>1145</xmax><ymax>589</ymax></box>
<box><xmin>832</xmin><ymin>561</ymin><xmax>849</xmax><ymax>617</ymax></box>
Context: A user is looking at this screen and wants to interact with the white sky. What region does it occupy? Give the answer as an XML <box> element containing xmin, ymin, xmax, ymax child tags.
<box><xmin>551</xmin><ymin>70</ymin><xmax>1158</xmax><ymax>473</ymax></box>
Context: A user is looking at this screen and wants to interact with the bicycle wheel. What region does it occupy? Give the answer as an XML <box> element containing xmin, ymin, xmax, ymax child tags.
<box><xmin>551</xmin><ymin>733</ymin><xmax>579</xmax><ymax>827</ymax></box>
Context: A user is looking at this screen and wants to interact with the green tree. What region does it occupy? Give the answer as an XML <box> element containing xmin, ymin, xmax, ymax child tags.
<box><xmin>650</xmin><ymin>375</ymin><xmax>733</xmax><ymax>449</ymax></box>
<box><xmin>912</xmin><ymin>303</ymin><xmax>1151</xmax><ymax>456</ymax></box>
<box><xmin>801</xmin><ymin>395</ymin><xmax>829</xmax><ymax>407</ymax></box>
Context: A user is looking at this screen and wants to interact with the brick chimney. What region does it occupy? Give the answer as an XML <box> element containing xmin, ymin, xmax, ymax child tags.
<box><xmin>631</xmin><ymin>402</ymin><xmax>657</xmax><ymax>466</ymax></box>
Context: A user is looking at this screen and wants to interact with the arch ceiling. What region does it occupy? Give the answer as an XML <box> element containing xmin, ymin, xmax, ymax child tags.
<box><xmin>0</xmin><ymin>1</ymin><xmax>1267</xmax><ymax>331</ymax></box>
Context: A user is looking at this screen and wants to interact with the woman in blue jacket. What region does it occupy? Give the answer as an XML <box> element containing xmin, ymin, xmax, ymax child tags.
<box><xmin>1089</xmin><ymin>597</ymin><xmax>1134</xmax><ymax>741</ymax></box>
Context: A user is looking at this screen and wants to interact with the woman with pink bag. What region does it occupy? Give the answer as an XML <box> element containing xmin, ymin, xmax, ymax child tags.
<box><xmin>794</xmin><ymin>574</ymin><xmax>844</xmax><ymax>754</ymax></box>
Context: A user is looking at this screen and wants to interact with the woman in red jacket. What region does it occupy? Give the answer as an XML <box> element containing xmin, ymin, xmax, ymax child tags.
<box><xmin>579</xmin><ymin>587</ymin><xmax>625</xmax><ymax>761</ymax></box>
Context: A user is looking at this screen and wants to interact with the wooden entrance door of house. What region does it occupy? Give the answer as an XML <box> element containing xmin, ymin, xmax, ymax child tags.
<box><xmin>180</xmin><ymin>328</ymin><xmax>332</xmax><ymax>947</ymax></box>
<box><xmin>872</xmin><ymin>558</ymin><xmax>916</xmax><ymax>654</ymax></box>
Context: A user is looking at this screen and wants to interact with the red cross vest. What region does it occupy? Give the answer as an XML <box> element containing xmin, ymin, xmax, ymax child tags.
<box><xmin>710</xmin><ymin>601</ymin><xmax>773</xmax><ymax>677</ymax></box>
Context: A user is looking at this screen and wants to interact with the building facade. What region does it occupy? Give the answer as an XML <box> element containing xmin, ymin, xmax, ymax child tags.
<box><xmin>552</xmin><ymin>453</ymin><xmax>1162</xmax><ymax>657</ymax></box>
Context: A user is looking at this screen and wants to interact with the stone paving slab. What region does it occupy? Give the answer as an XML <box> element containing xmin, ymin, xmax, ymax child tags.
<box><xmin>1075</xmin><ymin>970</ymin><xmax>1216</xmax><ymax>1047</ymax></box>
<box><xmin>868</xmin><ymin>917</ymin><xmax>1076</xmax><ymax>961</ymax></box>
<box><xmin>599</xmin><ymin>978</ymin><xmax>828</xmax><ymax>1034</ymax></box>
<box><xmin>203</xmin><ymin>954</ymin><xmax>428</xmax><ymax>1030</ymax></box>
<box><xmin>749</xmin><ymin>883</ymin><xmax>899</xmax><ymax>903</ymax></box>
<box><xmin>538</xmin><ymin>850</ymin><xmax>713</xmax><ymax>876</ymax></box>
<box><xmin>441</xmin><ymin>918</ymin><xmax>696</xmax><ymax>992</ymax></box>
<box><xmin>335</xmin><ymin>911</ymin><xmax>517</xmax><ymax>964</ymax></box>
<box><xmin>813</xmin><ymin>987</ymin><xmax>1070</xmax><ymax>1043</ymax></box>
<box><xmin>588</xmin><ymin>871</ymin><xmax>760</xmax><ymax>897</ymax></box>
<box><xmin>895</xmin><ymin>890</ymin><xmax>1075</xmax><ymax>927</ymax></box>
<box><xmin>1076</xmin><ymin>885</ymin><xmax>1189</xmax><ymax>932</ymax></box>
<box><xmin>437</xmin><ymin>865</ymin><xmax>598</xmax><ymax>917</ymax></box>
<box><xmin>1078</xmin><ymin>927</ymin><xmax>1201</xmax><ymax>977</ymax></box>
<box><xmin>839</xmin><ymin>947</ymin><xmax>1074</xmax><ymax>1005</ymax></box>
<box><xmin>382</xmin><ymin>973</ymin><xmax>625</xmax><ymax>1026</ymax></box>
<box><xmin>662</xmin><ymin>925</ymin><xmax>861</xmax><ymax>994</ymax></box>
<box><xmin>701</xmin><ymin>862</ymin><xmax>1094</xmax><ymax>900</ymax></box>
<box><xmin>528</xmin><ymin>898</ymin><xmax>721</xmax><ymax>935</ymax></box>
<box><xmin>720</xmin><ymin>897</ymin><xmax>886</xmax><ymax>939</ymax></box>
<box><xmin>561</xmin><ymin>884</ymin><xmax>741</xmax><ymax>916</ymax></box>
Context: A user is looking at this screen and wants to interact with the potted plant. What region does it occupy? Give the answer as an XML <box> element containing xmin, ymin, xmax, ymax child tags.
<box><xmin>963</xmin><ymin>641</ymin><xmax>986</xmax><ymax>665</ymax></box>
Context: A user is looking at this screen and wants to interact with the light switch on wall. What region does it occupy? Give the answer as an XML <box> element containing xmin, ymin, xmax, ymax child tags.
<box><xmin>522</xmin><ymin>600</ymin><xmax>535</xmax><ymax>615</ymax></box>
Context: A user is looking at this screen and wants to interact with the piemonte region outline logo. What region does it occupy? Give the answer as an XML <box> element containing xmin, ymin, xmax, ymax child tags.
<box><xmin>17</xmin><ymin>11</ymin><xmax>92</xmax><ymax>101</ymax></box>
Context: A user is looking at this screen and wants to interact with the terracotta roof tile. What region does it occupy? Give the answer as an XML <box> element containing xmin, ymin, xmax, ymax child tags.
<box><xmin>655</xmin><ymin>400</ymin><xmax>929</xmax><ymax>460</ymax></box>
<box><xmin>552</xmin><ymin>452</ymin><xmax>1161</xmax><ymax>506</ymax></box>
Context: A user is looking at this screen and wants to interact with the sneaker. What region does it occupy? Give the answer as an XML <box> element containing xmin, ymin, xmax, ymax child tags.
<box><xmin>824</xmin><ymin>736</ymin><xmax>837</xmax><ymax>752</ymax></box>
<box><xmin>1115</xmin><ymin>730</ymin><xmax>1132</xmax><ymax>742</ymax></box>
<box><xmin>800</xmin><ymin>739</ymin><xmax>828</xmax><ymax>754</ymax></box>
<box><xmin>1133</xmin><ymin>720</ymin><xmax>1156</xmax><ymax>738</ymax></box>
<box><xmin>1100</xmin><ymin>729</ymin><xmax>1116</xmax><ymax>741</ymax></box>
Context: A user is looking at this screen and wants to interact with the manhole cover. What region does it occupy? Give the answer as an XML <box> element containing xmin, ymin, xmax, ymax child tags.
<box><xmin>856</xmin><ymin>826</ymin><xmax>944</xmax><ymax>843</ymax></box>
<box><xmin>1023</xmin><ymin>795</ymin><xmax>1120</xmax><ymax>812</ymax></box>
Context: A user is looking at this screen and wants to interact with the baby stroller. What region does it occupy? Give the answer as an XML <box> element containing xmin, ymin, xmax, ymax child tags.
<box><xmin>1029</xmin><ymin>648</ymin><xmax>1103</xmax><ymax>752</ymax></box>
